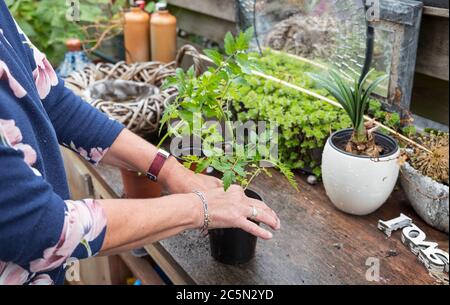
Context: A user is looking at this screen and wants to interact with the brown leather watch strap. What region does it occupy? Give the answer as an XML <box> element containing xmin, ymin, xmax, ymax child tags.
<box><xmin>146</xmin><ymin>149</ymin><xmax>170</xmax><ymax>181</ymax></box>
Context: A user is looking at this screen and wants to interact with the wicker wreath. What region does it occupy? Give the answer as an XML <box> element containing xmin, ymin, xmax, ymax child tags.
<box><xmin>64</xmin><ymin>45</ymin><xmax>203</xmax><ymax>136</ymax></box>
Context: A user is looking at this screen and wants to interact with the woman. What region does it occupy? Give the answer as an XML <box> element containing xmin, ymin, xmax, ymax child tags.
<box><xmin>0</xmin><ymin>1</ymin><xmax>280</xmax><ymax>285</ymax></box>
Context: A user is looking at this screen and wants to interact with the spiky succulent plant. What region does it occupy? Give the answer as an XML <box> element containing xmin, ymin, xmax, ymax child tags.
<box><xmin>311</xmin><ymin>70</ymin><xmax>387</xmax><ymax>156</ymax></box>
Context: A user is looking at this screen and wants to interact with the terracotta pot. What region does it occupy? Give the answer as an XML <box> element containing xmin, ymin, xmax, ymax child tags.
<box><xmin>120</xmin><ymin>169</ymin><xmax>163</xmax><ymax>199</ymax></box>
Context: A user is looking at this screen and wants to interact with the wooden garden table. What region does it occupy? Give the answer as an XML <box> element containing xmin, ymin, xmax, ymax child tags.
<box><xmin>86</xmin><ymin>159</ymin><xmax>448</xmax><ymax>285</ymax></box>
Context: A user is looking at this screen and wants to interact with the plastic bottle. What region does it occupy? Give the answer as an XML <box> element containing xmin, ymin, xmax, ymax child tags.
<box><xmin>151</xmin><ymin>2</ymin><xmax>177</xmax><ymax>63</ymax></box>
<box><xmin>123</xmin><ymin>2</ymin><xmax>150</xmax><ymax>64</ymax></box>
<box><xmin>57</xmin><ymin>38</ymin><xmax>92</xmax><ymax>78</ymax></box>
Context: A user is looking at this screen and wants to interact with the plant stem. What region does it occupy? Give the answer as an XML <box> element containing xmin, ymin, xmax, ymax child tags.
<box><xmin>157</xmin><ymin>121</ymin><xmax>185</xmax><ymax>148</ymax></box>
<box><xmin>352</xmin><ymin>123</ymin><xmax>368</xmax><ymax>144</ymax></box>
<box><xmin>244</xmin><ymin>168</ymin><xmax>262</xmax><ymax>191</ymax></box>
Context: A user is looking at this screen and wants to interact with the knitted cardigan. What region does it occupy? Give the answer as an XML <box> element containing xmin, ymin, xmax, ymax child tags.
<box><xmin>0</xmin><ymin>0</ymin><xmax>124</xmax><ymax>285</ymax></box>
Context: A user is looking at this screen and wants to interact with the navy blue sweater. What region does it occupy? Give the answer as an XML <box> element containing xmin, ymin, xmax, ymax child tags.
<box><xmin>0</xmin><ymin>1</ymin><xmax>124</xmax><ymax>284</ymax></box>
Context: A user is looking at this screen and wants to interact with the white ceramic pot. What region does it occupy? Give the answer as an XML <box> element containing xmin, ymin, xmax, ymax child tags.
<box><xmin>322</xmin><ymin>129</ymin><xmax>400</xmax><ymax>216</ymax></box>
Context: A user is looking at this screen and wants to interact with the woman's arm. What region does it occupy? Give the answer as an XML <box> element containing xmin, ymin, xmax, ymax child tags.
<box><xmin>98</xmin><ymin>194</ymin><xmax>201</xmax><ymax>256</ymax></box>
<box><xmin>101</xmin><ymin>128</ymin><xmax>222</xmax><ymax>194</ymax></box>
<box><xmin>98</xmin><ymin>186</ymin><xmax>281</xmax><ymax>256</ymax></box>
<box><xmin>13</xmin><ymin>21</ymin><xmax>218</xmax><ymax>193</ymax></box>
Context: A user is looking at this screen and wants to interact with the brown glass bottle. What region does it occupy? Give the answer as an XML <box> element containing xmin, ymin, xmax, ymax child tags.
<box><xmin>123</xmin><ymin>5</ymin><xmax>150</xmax><ymax>64</ymax></box>
<box><xmin>151</xmin><ymin>3</ymin><xmax>177</xmax><ymax>63</ymax></box>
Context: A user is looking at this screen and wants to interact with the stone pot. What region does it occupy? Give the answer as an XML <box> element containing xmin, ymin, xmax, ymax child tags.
<box><xmin>400</xmin><ymin>162</ymin><xmax>449</xmax><ymax>234</ymax></box>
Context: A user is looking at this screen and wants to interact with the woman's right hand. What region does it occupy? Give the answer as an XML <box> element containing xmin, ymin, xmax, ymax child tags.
<box><xmin>196</xmin><ymin>185</ymin><xmax>281</xmax><ymax>240</ymax></box>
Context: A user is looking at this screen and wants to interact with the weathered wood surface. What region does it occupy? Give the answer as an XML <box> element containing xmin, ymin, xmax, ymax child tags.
<box><xmin>415</xmin><ymin>9</ymin><xmax>449</xmax><ymax>81</ymax></box>
<box><xmin>167</xmin><ymin>0</ymin><xmax>236</xmax><ymax>22</ymax></box>
<box><xmin>119</xmin><ymin>252</ymin><xmax>166</xmax><ymax>285</ymax></box>
<box><xmin>168</xmin><ymin>2</ymin><xmax>236</xmax><ymax>43</ymax></box>
<box><xmin>94</xmin><ymin>163</ymin><xmax>449</xmax><ymax>285</ymax></box>
<box><xmin>423</xmin><ymin>6</ymin><xmax>449</xmax><ymax>17</ymax></box>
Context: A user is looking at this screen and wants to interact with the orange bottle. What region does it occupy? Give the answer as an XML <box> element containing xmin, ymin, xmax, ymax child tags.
<box><xmin>123</xmin><ymin>3</ymin><xmax>150</xmax><ymax>64</ymax></box>
<box><xmin>151</xmin><ymin>2</ymin><xmax>177</xmax><ymax>63</ymax></box>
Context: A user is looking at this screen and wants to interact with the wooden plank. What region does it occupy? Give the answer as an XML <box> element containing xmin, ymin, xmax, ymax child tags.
<box><xmin>423</xmin><ymin>6</ymin><xmax>449</xmax><ymax>17</ymax></box>
<box><xmin>67</xmin><ymin>279</ymin><xmax>86</xmax><ymax>285</ymax></box>
<box><xmin>169</xmin><ymin>5</ymin><xmax>236</xmax><ymax>43</ymax></box>
<box><xmin>416</xmin><ymin>13</ymin><xmax>449</xmax><ymax>80</ymax></box>
<box><xmin>168</xmin><ymin>0</ymin><xmax>236</xmax><ymax>22</ymax></box>
<box><xmin>78</xmin><ymin>256</ymin><xmax>114</xmax><ymax>285</ymax></box>
<box><xmin>144</xmin><ymin>243</ymin><xmax>195</xmax><ymax>285</ymax></box>
<box><xmin>108</xmin><ymin>255</ymin><xmax>133</xmax><ymax>285</ymax></box>
<box><xmin>119</xmin><ymin>252</ymin><xmax>166</xmax><ymax>285</ymax></box>
<box><xmin>411</xmin><ymin>72</ymin><xmax>449</xmax><ymax>126</ymax></box>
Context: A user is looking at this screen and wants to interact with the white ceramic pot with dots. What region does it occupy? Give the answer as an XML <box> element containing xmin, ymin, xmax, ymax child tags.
<box><xmin>322</xmin><ymin>129</ymin><xmax>400</xmax><ymax>216</ymax></box>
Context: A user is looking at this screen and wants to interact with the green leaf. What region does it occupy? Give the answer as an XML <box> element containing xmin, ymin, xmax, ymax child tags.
<box><xmin>233</xmin><ymin>163</ymin><xmax>247</xmax><ymax>178</ymax></box>
<box><xmin>277</xmin><ymin>162</ymin><xmax>299</xmax><ymax>192</ymax></box>
<box><xmin>236</xmin><ymin>53</ymin><xmax>253</xmax><ymax>74</ymax></box>
<box><xmin>195</xmin><ymin>159</ymin><xmax>211</xmax><ymax>174</ymax></box>
<box><xmin>204</xmin><ymin>49</ymin><xmax>224</xmax><ymax>66</ymax></box>
<box><xmin>178</xmin><ymin>110</ymin><xmax>194</xmax><ymax>124</ymax></box>
<box><xmin>312</xmin><ymin>167</ymin><xmax>322</xmax><ymax>177</ymax></box>
<box><xmin>224</xmin><ymin>32</ymin><xmax>236</xmax><ymax>56</ymax></box>
<box><xmin>223</xmin><ymin>170</ymin><xmax>236</xmax><ymax>191</ymax></box>
<box><xmin>235</xmin><ymin>27</ymin><xmax>254</xmax><ymax>51</ymax></box>
<box><xmin>244</xmin><ymin>27</ymin><xmax>255</xmax><ymax>44</ymax></box>
<box><xmin>145</xmin><ymin>2</ymin><xmax>156</xmax><ymax>13</ymax></box>
<box><xmin>228</xmin><ymin>62</ymin><xmax>242</xmax><ymax>75</ymax></box>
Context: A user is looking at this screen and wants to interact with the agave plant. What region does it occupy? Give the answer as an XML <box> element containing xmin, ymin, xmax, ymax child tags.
<box><xmin>311</xmin><ymin>70</ymin><xmax>387</xmax><ymax>156</ymax></box>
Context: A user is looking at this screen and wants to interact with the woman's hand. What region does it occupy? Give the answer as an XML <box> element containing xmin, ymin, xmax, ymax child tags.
<box><xmin>199</xmin><ymin>185</ymin><xmax>281</xmax><ymax>240</ymax></box>
<box><xmin>99</xmin><ymin>185</ymin><xmax>280</xmax><ymax>256</ymax></box>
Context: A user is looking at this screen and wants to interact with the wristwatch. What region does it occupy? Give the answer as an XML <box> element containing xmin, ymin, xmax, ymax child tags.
<box><xmin>146</xmin><ymin>149</ymin><xmax>171</xmax><ymax>181</ymax></box>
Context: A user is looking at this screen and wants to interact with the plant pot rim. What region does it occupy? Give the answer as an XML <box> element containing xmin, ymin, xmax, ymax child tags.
<box><xmin>402</xmin><ymin>161</ymin><xmax>449</xmax><ymax>190</ymax></box>
<box><xmin>245</xmin><ymin>188</ymin><xmax>264</xmax><ymax>203</ymax></box>
<box><xmin>328</xmin><ymin>128</ymin><xmax>400</xmax><ymax>160</ymax></box>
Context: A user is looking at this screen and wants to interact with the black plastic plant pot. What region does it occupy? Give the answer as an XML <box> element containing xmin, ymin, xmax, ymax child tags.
<box><xmin>209</xmin><ymin>189</ymin><xmax>262</xmax><ymax>265</ymax></box>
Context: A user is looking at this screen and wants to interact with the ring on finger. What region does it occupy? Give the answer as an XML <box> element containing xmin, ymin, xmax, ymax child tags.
<box><xmin>250</xmin><ymin>206</ymin><xmax>259</xmax><ymax>220</ymax></box>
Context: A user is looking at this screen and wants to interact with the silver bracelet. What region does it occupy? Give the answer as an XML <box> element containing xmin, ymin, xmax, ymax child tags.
<box><xmin>193</xmin><ymin>191</ymin><xmax>210</xmax><ymax>235</ymax></box>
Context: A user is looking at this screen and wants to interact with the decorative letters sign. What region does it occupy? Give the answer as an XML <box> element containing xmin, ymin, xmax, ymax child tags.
<box><xmin>378</xmin><ymin>215</ymin><xmax>449</xmax><ymax>275</ymax></box>
<box><xmin>378</xmin><ymin>213</ymin><xmax>412</xmax><ymax>237</ymax></box>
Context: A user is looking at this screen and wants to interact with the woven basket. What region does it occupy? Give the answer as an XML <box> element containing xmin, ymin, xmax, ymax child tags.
<box><xmin>64</xmin><ymin>45</ymin><xmax>203</xmax><ymax>136</ymax></box>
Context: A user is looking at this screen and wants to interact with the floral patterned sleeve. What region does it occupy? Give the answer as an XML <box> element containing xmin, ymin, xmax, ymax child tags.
<box><xmin>0</xmin><ymin>122</ymin><xmax>107</xmax><ymax>285</ymax></box>
<box><xmin>15</xmin><ymin>24</ymin><xmax>124</xmax><ymax>165</ymax></box>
